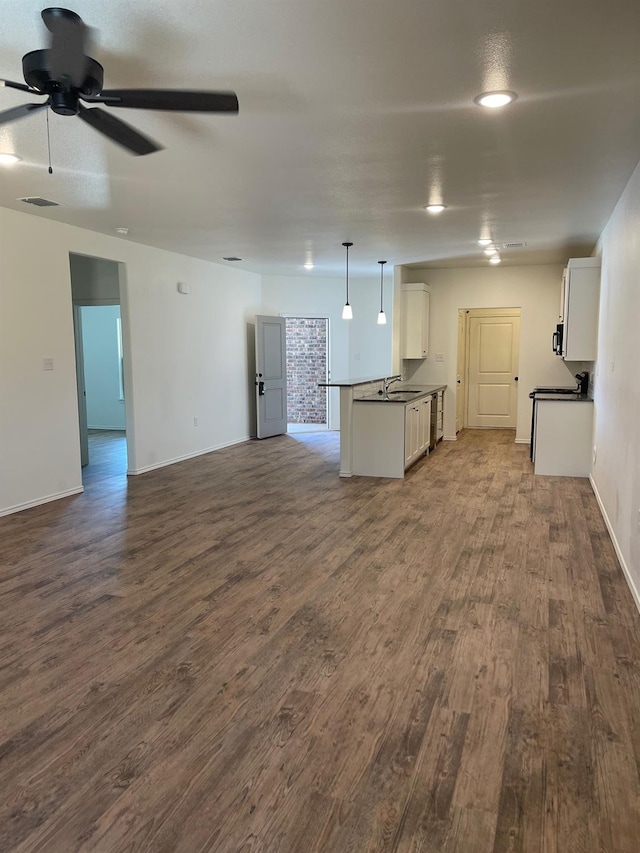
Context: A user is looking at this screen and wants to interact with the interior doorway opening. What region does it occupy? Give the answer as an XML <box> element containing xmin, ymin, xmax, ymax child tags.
<box><xmin>285</xmin><ymin>317</ymin><xmax>329</xmax><ymax>433</ymax></box>
<box><xmin>69</xmin><ymin>253</ymin><xmax>131</xmax><ymax>484</ymax></box>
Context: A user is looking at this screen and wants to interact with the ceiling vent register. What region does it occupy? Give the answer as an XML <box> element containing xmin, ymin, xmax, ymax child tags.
<box><xmin>18</xmin><ymin>196</ymin><xmax>59</xmax><ymax>207</ymax></box>
<box><xmin>502</xmin><ymin>241</ymin><xmax>527</xmax><ymax>249</ymax></box>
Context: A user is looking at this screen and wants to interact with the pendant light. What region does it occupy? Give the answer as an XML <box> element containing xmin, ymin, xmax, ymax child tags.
<box><xmin>342</xmin><ymin>241</ymin><xmax>353</xmax><ymax>319</ymax></box>
<box><xmin>377</xmin><ymin>260</ymin><xmax>387</xmax><ymax>325</ymax></box>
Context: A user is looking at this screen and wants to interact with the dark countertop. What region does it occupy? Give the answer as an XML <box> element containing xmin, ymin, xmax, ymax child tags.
<box><xmin>534</xmin><ymin>393</ymin><xmax>593</xmax><ymax>402</ymax></box>
<box><xmin>354</xmin><ymin>383</ymin><xmax>447</xmax><ymax>403</ymax></box>
<box><xmin>319</xmin><ymin>375</ymin><xmax>397</xmax><ymax>387</ymax></box>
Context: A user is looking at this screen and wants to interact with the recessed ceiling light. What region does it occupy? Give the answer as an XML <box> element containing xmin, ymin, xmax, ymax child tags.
<box><xmin>303</xmin><ymin>262</ymin><xmax>314</xmax><ymax>270</ymax></box>
<box><xmin>477</xmin><ymin>238</ymin><xmax>492</xmax><ymax>246</ymax></box>
<box><xmin>483</xmin><ymin>247</ymin><xmax>498</xmax><ymax>256</ymax></box>
<box><xmin>489</xmin><ymin>256</ymin><xmax>502</xmax><ymax>264</ymax></box>
<box><xmin>474</xmin><ymin>91</ymin><xmax>517</xmax><ymax>109</ymax></box>
<box><xmin>0</xmin><ymin>153</ymin><xmax>21</xmax><ymax>166</ymax></box>
<box><xmin>425</xmin><ymin>204</ymin><xmax>446</xmax><ymax>214</ymax></box>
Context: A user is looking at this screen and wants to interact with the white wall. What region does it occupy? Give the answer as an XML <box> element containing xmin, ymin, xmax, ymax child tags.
<box><xmin>261</xmin><ymin>274</ymin><xmax>393</xmax><ymax>431</ymax></box>
<box><xmin>591</xmin><ymin>160</ymin><xmax>640</xmax><ymax>595</ymax></box>
<box><xmin>0</xmin><ymin>206</ymin><xmax>262</xmax><ymax>515</ymax></box>
<box><xmin>81</xmin><ymin>305</ymin><xmax>126</xmax><ymax>430</ymax></box>
<box><xmin>397</xmin><ymin>264</ymin><xmax>579</xmax><ymax>442</ymax></box>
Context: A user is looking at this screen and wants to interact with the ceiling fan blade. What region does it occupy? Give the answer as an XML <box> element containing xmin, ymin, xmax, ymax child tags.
<box><xmin>42</xmin><ymin>7</ymin><xmax>88</xmax><ymax>88</ymax></box>
<box><xmin>95</xmin><ymin>89</ymin><xmax>239</xmax><ymax>113</ymax></box>
<box><xmin>1</xmin><ymin>78</ymin><xmax>39</xmax><ymax>94</ymax></box>
<box><xmin>0</xmin><ymin>102</ymin><xmax>48</xmax><ymax>126</ymax></box>
<box><xmin>78</xmin><ymin>104</ymin><xmax>163</xmax><ymax>156</ymax></box>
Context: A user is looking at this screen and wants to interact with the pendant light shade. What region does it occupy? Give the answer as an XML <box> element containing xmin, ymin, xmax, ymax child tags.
<box><xmin>377</xmin><ymin>260</ymin><xmax>387</xmax><ymax>325</ymax></box>
<box><xmin>342</xmin><ymin>242</ymin><xmax>353</xmax><ymax>320</ymax></box>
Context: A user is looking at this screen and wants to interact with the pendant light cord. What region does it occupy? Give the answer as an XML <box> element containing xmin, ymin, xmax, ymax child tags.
<box><xmin>342</xmin><ymin>242</ymin><xmax>353</xmax><ymax>305</ymax></box>
<box><xmin>346</xmin><ymin>245</ymin><xmax>350</xmax><ymax>304</ymax></box>
<box><xmin>46</xmin><ymin>108</ymin><xmax>53</xmax><ymax>175</ymax></box>
<box><xmin>379</xmin><ymin>260</ymin><xmax>386</xmax><ymax>310</ymax></box>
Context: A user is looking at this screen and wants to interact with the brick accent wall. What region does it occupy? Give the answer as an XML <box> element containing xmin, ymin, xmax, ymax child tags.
<box><xmin>286</xmin><ymin>318</ymin><xmax>328</xmax><ymax>424</ymax></box>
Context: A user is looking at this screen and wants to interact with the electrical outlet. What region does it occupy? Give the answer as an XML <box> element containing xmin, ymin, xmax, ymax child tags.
<box><xmin>435</xmin><ymin>353</ymin><xmax>445</xmax><ymax>362</ymax></box>
<box><xmin>42</xmin><ymin>357</ymin><xmax>54</xmax><ymax>371</ymax></box>
<box><xmin>193</xmin><ymin>417</ymin><xmax>198</xmax><ymax>427</ymax></box>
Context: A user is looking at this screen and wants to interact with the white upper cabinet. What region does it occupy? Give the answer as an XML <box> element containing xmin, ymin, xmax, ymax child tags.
<box><xmin>560</xmin><ymin>258</ymin><xmax>600</xmax><ymax>361</ymax></box>
<box><xmin>401</xmin><ymin>283</ymin><xmax>430</xmax><ymax>359</ymax></box>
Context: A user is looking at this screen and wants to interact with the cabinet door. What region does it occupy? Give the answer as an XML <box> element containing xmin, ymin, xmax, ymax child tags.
<box><xmin>404</xmin><ymin>405</ymin><xmax>419</xmax><ymax>467</ymax></box>
<box><xmin>436</xmin><ymin>391</ymin><xmax>444</xmax><ymax>440</ymax></box>
<box><xmin>418</xmin><ymin>398</ymin><xmax>431</xmax><ymax>454</ymax></box>
<box><xmin>401</xmin><ymin>284</ymin><xmax>430</xmax><ymax>359</ymax></box>
<box><xmin>562</xmin><ymin>263</ymin><xmax>600</xmax><ymax>360</ymax></box>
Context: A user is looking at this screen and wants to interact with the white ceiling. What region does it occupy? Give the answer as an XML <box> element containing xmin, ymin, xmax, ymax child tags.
<box><xmin>1</xmin><ymin>0</ymin><xmax>640</xmax><ymax>277</ymax></box>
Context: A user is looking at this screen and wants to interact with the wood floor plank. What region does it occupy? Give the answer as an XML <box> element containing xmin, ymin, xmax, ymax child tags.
<box><xmin>1</xmin><ymin>428</ymin><xmax>640</xmax><ymax>851</ymax></box>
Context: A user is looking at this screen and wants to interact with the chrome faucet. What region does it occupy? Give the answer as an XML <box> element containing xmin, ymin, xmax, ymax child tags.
<box><xmin>383</xmin><ymin>375</ymin><xmax>403</xmax><ymax>394</ymax></box>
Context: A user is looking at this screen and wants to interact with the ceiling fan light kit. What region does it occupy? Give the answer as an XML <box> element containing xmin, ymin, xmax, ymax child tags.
<box><xmin>0</xmin><ymin>7</ymin><xmax>239</xmax><ymax>157</ymax></box>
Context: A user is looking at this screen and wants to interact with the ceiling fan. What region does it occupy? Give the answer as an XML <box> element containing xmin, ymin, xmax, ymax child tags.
<box><xmin>0</xmin><ymin>7</ymin><xmax>239</xmax><ymax>155</ymax></box>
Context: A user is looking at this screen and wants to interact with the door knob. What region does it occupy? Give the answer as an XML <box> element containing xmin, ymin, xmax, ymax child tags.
<box><xmin>456</xmin><ymin>379</ymin><xmax>461</xmax><ymax>384</ymax></box>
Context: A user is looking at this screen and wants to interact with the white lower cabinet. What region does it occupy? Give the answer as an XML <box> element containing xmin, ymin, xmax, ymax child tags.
<box><xmin>353</xmin><ymin>397</ymin><xmax>431</xmax><ymax>478</ymax></box>
<box><xmin>533</xmin><ymin>399</ymin><xmax>594</xmax><ymax>477</ymax></box>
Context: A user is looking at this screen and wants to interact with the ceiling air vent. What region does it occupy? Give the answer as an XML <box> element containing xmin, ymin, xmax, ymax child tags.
<box><xmin>502</xmin><ymin>241</ymin><xmax>527</xmax><ymax>249</ymax></box>
<box><xmin>18</xmin><ymin>196</ymin><xmax>60</xmax><ymax>207</ymax></box>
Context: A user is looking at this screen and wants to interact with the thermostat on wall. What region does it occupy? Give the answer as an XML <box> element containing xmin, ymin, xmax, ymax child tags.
<box><xmin>177</xmin><ymin>282</ymin><xmax>191</xmax><ymax>294</ymax></box>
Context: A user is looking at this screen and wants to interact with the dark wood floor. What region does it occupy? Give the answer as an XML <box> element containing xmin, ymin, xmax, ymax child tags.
<box><xmin>1</xmin><ymin>429</ymin><xmax>639</xmax><ymax>852</ymax></box>
<box><xmin>82</xmin><ymin>430</ymin><xmax>127</xmax><ymax>487</ymax></box>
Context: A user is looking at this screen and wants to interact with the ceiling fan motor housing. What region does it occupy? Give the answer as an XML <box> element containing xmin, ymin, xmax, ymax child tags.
<box><xmin>22</xmin><ymin>48</ymin><xmax>103</xmax><ymax>114</ymax></box>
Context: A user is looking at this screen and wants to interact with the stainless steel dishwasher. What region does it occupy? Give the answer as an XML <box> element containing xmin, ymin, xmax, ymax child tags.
<box><xmin>429</xmin><ymin>393</ymin><xmax>438</xmax><ymax>452</ymax></box>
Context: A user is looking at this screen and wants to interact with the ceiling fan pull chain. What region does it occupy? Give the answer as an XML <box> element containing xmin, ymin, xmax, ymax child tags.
<box><xmin>46</xmin><ymin>107</ymin><xmax>53</xmax><ymax>174</ymax></box>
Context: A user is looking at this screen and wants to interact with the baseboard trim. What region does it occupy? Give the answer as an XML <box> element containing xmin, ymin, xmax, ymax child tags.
<box><xmin>589</xmin><ymin>475</ymin><xmax>640</xmax><ymax>615</ymax></box>
<box><xmin>514</xmin><ymin>438</ymin><xmax>530</xmax><ymax>444</ymax></box>
<box><xmin>0</xmin><ymin>486</ymin><xmax>84</xmax><ymax>517</ymax></box>
<box><xmin>128</xmin><ymin>435</ymin><xmax>251</xmax><ymax>476</ymax></box>
<box><xmin>443</xmin><ymin>435</ymin><xmax>457</xmax><ymax>441</ymax></box>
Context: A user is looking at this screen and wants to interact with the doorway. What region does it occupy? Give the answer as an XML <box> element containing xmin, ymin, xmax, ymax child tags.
<box><xmin>459</xmin><ymin>307</ymin><xmax>521</xmax><ymax>430</ymax></box>
<box><xmin>69</xmin><ymin>253</ymin><xmax>131</xmax><ymax>483</ymax></box>
<box><xmin>285</xmin><ymin>317</ymin><xmax>329</xmax><ymax>433</ymax></box>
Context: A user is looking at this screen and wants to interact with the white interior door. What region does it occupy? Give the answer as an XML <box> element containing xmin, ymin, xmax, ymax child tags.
<box><xmin>456</xmin><ymin>309</ymin><xmax>466</xmax><ymax>433</ymax></box>
<box><xmin>255</xmin><ymin>315</ymin><xmax>287</xmax><ymax>439</ymax></box>
<box><xmin>467</xmin><ymin>309</ymin><xmax>520</xmax><ymax>428</ymax></box>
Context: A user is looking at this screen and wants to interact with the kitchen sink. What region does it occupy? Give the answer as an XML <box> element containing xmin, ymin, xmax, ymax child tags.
<box><xmin>382</xmin><ymin>392</ymin><xmax>423</xmax><ymax>402</ymax></box>
<box><xmin>387</xmin><ymin>388</ymin><xmax>424</xmax><ymax>394</ymax></box>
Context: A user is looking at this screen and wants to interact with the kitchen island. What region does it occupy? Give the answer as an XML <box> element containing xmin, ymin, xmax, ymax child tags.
<box><xmin>320</xmin><ymin>377</ymin><xmax>446</xmax><ymax>478</ymax></box>
<box><xmin>319</xmin><ymin>375</ymin><xmax>399</xmax><ymax>477</ymax></box>
<box><xmin>353</xmin><ymin>384</ymin><xmax>446</xmax><ymax>478</ymax></box>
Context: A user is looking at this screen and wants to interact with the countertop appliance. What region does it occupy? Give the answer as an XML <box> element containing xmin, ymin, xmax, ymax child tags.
<box><xmin>528</xmin><ymin>372</ymin><xmax>589</xmax><ymax>459</ymax></box>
